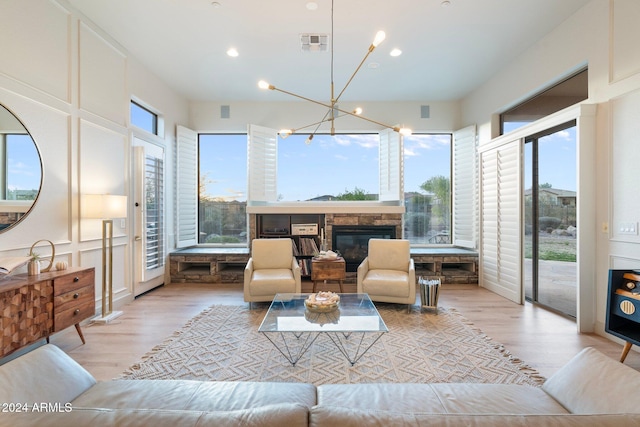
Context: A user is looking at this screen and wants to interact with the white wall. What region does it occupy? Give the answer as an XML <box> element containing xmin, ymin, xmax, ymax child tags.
<box><xmin>462</xmin><ymin>0</ymin><xmax>640</xmax><ymax>338</ymax></box>
<box><xmin>0</xmin><ymin>0</ymin><xmax>188</xmax><ymax>311</ymax></box>
<box><xmin>189</xmin><ymin>100</ymin><xmax>460</xmax><ymax>133</ymax></box>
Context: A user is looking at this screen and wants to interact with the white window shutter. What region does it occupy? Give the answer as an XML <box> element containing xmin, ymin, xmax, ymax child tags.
<box><xmin>176</xmin><ymin>125</ymin><xmax>198</xmax><ymax>248</ymax></box>
<box><xmin>247</xmin><ymin>124</ymin><xmax>278</xmax><ymax>203</ymax></box>
<box><xmin>479</xmin><ymin>141</ymin><xmax>522</xmax><ymax>303</ymax></box>
<box><xmin>453</xmin><ymin>125</ymin><xmax>477</xmax><ymax>248</ymax></box>
<box><xmin>379</xmin><ymin>129</ymin><xmax>403</xmax><ymax>201</ymax></box>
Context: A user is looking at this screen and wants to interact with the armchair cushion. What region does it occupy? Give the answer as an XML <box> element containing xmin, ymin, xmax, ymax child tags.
<box><xmin>252</xmin><ymin>239</ymin><xmax>295</xmax><ymax>270</ymax></box>
<box><xmin>367</xmin><ymin>238</ymin><xmax>410</xmax><ymax>271</ymax></box>
<box><xmin>360</xmin><ymin>270</ymin><xmax>411</xmax><ymax>298</ymax></box>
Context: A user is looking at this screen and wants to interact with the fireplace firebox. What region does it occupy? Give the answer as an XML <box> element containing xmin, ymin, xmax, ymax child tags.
<box><xmin>332</xmin><ymin>226</ymin><xmax>397</xmax><ymax>272</ymax></box>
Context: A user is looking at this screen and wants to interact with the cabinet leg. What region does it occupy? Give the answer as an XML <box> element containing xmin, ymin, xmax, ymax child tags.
<box><xmin>74</xmin><ymin>323</ymin><xmax>86</xmax><ymax>345</ymax></box>
<box><xmin>621</xmin><ymin>341</ymin><xmax>633</xmax><ymax>363</ymax></box>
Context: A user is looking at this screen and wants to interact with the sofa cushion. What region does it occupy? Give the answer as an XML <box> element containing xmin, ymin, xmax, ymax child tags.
<box><xmin>317</xmin><ymin>383</ymin><xmax>568</xmax><ymax>414</ymax></box>
<box><xmin>1</xmin><ymin>403</ymin><xmax>309</xmax><ymax>427</ymax></box>
<box><xmin>367</xmin><ymin>239</ymin><xmax>410</xmax><ymax>271</ymax></box>
<box><xmin>542</xmin><ymin>346</ymin><xmax>640</xmax><ymax>414</ymax></box>
<box><xmin>0</xmin><ymin>344</ymin><xmax>96</xmax><ymax>407</ymax></box>
<box><xmin>73</xmin><ymin>380</ymin><xmax>317</xmax><ymax>411</ymax></box>
<box><xmin>309</xmin><ymin>406</ymin><xmax>640</xmax><ymax>427</ymax></box>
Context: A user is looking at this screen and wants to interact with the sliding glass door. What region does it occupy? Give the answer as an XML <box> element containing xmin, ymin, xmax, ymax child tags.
<box><xmin>524</xmin><ymin>121</ymin><xmax>577</xmax><ymax>317</ymax></box>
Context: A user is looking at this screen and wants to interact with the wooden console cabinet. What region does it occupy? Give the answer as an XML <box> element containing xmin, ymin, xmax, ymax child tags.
<box><xmin>0</xmin><ymin>267</ymin><xmax>95</xmax><ymax>357</ymax></box>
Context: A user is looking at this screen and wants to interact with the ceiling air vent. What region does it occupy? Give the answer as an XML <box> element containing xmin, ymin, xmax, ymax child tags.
<box><xmin>300</xmin><ymin>33</ymin><xmax>328</xmax><ymax>52</ymax></box>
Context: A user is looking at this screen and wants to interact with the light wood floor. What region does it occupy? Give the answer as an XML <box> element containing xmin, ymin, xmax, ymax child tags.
<box><xmin>51</xmin><ymin>281</ymin><xmax>640</xmax><ymax>381</ymax></box>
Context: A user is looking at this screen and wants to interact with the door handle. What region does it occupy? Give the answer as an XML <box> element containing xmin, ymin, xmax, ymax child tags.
<box><xmin>134</xmin><ymin>236</ymin><xmax>142</xmax><ymax>241</ymax></box>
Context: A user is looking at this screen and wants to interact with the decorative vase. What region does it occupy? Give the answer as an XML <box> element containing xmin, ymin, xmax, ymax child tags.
<box><xmin>27</xmin><ymin>260</ymin><xmax>40</xmax><ymax>276</ymax></box>
<box><xmin>56</xmin><ymin>261</ymin><xmax>68</xmax><ymax>271</ymax></box>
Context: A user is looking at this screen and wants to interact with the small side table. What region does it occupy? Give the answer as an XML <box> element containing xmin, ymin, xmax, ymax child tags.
<box><xmin>311</xmin><ymin>257</ymin><xmax>346</xmax><ymax>292</ymax></box>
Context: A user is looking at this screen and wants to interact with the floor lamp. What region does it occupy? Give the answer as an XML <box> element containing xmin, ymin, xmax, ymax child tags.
<box><xmin>84</xmin><ymin>194</ymin><xmax>128</xmax><ymax>324</ymax></box>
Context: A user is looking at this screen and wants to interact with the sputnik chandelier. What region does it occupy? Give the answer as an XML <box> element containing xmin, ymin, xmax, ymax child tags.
<box><xmin>258</xmin><ymin>0</ymin><xmax>411</xmax><ymax>144</ymax></box>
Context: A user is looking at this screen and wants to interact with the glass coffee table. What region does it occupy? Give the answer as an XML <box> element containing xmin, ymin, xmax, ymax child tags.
<box><xmin>258</xmin><ymin>293</ymin><xmax>388</xmax><ymax>366</ymax></box>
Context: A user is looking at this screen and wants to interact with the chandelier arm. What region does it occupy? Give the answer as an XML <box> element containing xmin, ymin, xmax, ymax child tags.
<box><xmin>334</xmin><ymin>46</ymin><xmax>376</xmax><ymax>104</ymax></box>
<box><xmin>271</xmin><ymin>87</ymin><xmax>337</xmax><ymax>110</ymax></box>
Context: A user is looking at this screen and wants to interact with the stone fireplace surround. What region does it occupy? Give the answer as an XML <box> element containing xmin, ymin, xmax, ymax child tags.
<box><xmin>170</xmin><ymin>204</ymin><xmax>477</xmax><ymax>285</ymax></box>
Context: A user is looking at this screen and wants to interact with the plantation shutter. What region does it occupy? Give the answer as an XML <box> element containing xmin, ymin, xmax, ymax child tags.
<box><xmin>247</xmin><ymin>124</ymin><xmax>278</xmax><ymax>203</ymax></box>
<box><xmin>479</xmin><ymin>141</ymin><xmax>521</xmax><ymax>303</ymax></box>
<box><xmin>176</xmin><ymin>125</ymin><xmax>198</xmax><ymax>248</ymax></box>
<box><xmin>453</xmin><ymin>125</ymin><xmax>477</xmax><ymax>248</ymax></box>
<box><xmin>379</xmin><ymin>128</ymin><xmax>403</xmax><ymax>201</ymax></box>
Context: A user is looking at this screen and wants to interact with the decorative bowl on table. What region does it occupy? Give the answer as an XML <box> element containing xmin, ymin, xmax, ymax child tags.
<box><xmin>304</xmin><ymin>291</ymin><xmax>340</xmax><ymax>312</ymax></box>
<box><xmin>313</xmin><ymin>250</ymin><xmax>340</xmax><ymax>261</ymax></box>
<box><xmin>305</xmin><ymin>308</ymin><xmax>341</xmax><ymax>325</ymax></box>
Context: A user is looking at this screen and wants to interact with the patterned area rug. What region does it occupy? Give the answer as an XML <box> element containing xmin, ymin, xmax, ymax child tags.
<box><xmin>119</xmin><ymin>304</ymin><xmax>545</xmax><ymax>386</ymax></box>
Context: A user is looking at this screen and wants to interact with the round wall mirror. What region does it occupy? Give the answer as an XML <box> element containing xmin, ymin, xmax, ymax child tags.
<box><xmin>0</xmin><ymin>103</ymin><xmax>42</xmax><ymax>233</ymax></box>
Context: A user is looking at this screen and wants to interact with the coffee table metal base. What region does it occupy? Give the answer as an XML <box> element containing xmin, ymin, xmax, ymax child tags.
<box><xmin>258</xmin><ymin>293</ymin><xmax>388</xmax><ymax>366</ymax></box>
<box><xmin>261</xmin><ymin>330</ymin><xmax>386</xmax><ymax>366</ymax></box>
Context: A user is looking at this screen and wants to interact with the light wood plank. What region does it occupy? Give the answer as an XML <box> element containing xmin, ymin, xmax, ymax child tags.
<box><xmin>50</xmin><ymin>282</ymin><xmax>640</xmax><ymax>381</ymax></box>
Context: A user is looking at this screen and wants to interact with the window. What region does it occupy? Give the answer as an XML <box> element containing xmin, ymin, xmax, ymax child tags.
<box><xmin>500</xmin><ymin>68</ymin><xmax>588</xmax><ymax>134</ymax></box>
<box><xmin>403</xmin><ymin>134</ymin><xmax>452</xmax><ymax>245</ymax></box>
<box><xmin>198</xmin><ymin>134</ymin><xmax>247</xmax><ymax>244</ymax></box>
<box><xmin>131</xmin><ymin>101</ymin><xmax>158</xmax><ymax>135</ymax></box>
<box><xmin>277</xmin><ymin>134</ymin><xmax>379</xmax><ymax>201</ymax></box>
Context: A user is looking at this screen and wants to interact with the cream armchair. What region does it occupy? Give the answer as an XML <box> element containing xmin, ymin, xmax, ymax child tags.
<box><xmin>244</xmin><ymin>238</ymin><xmax>301</xmax><ymax>307</ymax></box>
<box><xmin>357</xmin><ymin>238</ymin><xmax>416</xmax><ymax>311</ymax></box>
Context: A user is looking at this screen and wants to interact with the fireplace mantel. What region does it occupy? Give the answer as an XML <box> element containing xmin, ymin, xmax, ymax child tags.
<box><xmin>247</xmin><ymin>202</ymin><xmax>404</xmax><ymax>215</ymax></box>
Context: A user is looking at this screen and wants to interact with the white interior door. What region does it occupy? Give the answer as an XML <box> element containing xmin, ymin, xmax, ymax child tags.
<box><xmin>133</xmin><ymin>137</ymin><xmax>165</xmax><ymax>296</ymax></box>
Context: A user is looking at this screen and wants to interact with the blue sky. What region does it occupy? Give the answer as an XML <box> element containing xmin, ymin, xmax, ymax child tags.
<box><xmin>6</xmin><ymin>134</ymin><xmax>41</xmax><ymax>191</ymax></box>
<box><xmin>524</xmin><ymin>127</ymin><xmax>577</xmax><ymax>192</ymax></box>
<box><xmin>199</xmin><ymin>133</ymin><xmax>453</xmax><ymax>201</ymax></box>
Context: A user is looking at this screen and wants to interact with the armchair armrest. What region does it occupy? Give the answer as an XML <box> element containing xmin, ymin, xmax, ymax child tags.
<box><xmin>356</xmin><ymin>257</ymin><xmax>370</xmax><ymax>293</ymax></box>
<box><xmin>244</xmin><ymin>257</ymin><xmax>254</xmax><ymax>289</ymax></box>
<box><xmin>291</xmin><ymin>257</ymin><xmax>302</xmax><ymax>291</ymax></box>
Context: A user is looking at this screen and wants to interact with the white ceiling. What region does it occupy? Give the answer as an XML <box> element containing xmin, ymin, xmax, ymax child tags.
<box><xmin>65</xmin><ymin>0</ymin><xmax>591</xmax><ymax>103</ymax></box>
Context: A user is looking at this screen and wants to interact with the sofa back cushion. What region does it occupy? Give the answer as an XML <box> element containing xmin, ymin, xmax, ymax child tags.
<box><xmin>542</xmin><ymin>347</ymin><xmax>640</xmax><ymax>414</ymax></box>
<box><xmin>0</xmin><ymin>344</ymin><xmax>96</xmax><ymax>406</ymax></box>
<box><xmin>252</xmin><ymin>238</ymin><xmax>293</xmax><ymax>270</ymax></box>
<box><xmin>368</xmin><ymin>238</ymin><xmax>410</xmax><ymax>271</ymax></box>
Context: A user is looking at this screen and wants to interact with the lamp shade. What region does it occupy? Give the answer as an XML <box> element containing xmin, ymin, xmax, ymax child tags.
<box><xmin>83</xmin><ymin>194</ymin><xmax>128</xmax><ymax>219</ymax></box>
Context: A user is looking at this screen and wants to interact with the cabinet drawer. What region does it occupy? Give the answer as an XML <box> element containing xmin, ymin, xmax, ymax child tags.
<box><xmin>53</xmin><ymin>270</ymin><xmax>94</xmax><ymax>296</ymax></box>
<box><xmin>612</xmin><ymin>294</ymin><xmax>640</xmax><ymax>322</ymax></box>
<box><xmin>54</xmin><ymin>284</ymin><xmax>94</xmax><ymax>313</ymax></box>
<box><xmin>54</xmin><ymin>300</ymin><xmax>95</xmax><ymax>332</ymax></box>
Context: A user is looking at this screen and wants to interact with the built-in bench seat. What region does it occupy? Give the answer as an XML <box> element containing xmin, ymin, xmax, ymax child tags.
<box><xmin>169</xmin><ymin>246</ymin><xmax>478</xmax><ymax>285</ymax></box>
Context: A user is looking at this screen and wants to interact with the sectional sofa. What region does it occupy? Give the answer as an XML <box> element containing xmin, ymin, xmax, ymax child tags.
<box><xmin>1</xmin><ymin>344</ymin><xmax>639</xmax><ymax>426</ymax></box>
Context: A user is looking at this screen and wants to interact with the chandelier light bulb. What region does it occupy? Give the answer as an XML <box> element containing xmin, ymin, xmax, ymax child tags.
<box><xmin>226</xmin><ymin>48</ymin><xmax>239</xmax><ymax>57</ymax></box>
<box><xmin>278</xmin><ymin>129</ymin><xmax>293</xmax><ymax>138</ymax></box>
<box><xmin>258</xmin><ymin>80</ymin><xmax>271</xmax><ymax>90</ymax></box>
<box><xmin>353</xmin><ymin>107</ymin><xmax>363</xmax><ymax>115</ymax></box>
<box><xmin>399</xmin><ymin>127</ymin><xmax>412</xmax><ymax>136</ymax></box>
<box><xmin>372</xmin><ymin>31</ymin><xmax>386</xmax><ymax>47</ymax></box>
<box><xmin>305</xmin><ymin>134</ymin><xmax>314</xmax><ymax>145</ymax></box>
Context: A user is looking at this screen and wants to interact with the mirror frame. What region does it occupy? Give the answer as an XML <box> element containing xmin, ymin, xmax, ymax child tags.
<box><xmin>0</xmin><ymin>103</ymin><xmax>43</xmax><ymax>234</ymax></box>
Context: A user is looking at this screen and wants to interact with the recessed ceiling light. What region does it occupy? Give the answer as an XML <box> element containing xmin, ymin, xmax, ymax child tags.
<box><xmin>306</xmin><ymin>2</ymin><xmax>318</xmax><ymax>11</ymax></box>
<box><xmin>211</xmin><ymin>1</ymin><xmax>221</xmax><ymax>8</ymax></box>
<box><xmin>227</xmin><ymin>48</ymin><xmax>239</xmax><ymax>57</ymax></box>
<box><xmin>390</xmin><ymin>48</ymin><xmax>402</xmax><ymax>57</ymax></box>
<box><xmin>441</xmin><ymin>0</ymin><xmax>451</xmax><ymax>7</ymax></box>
